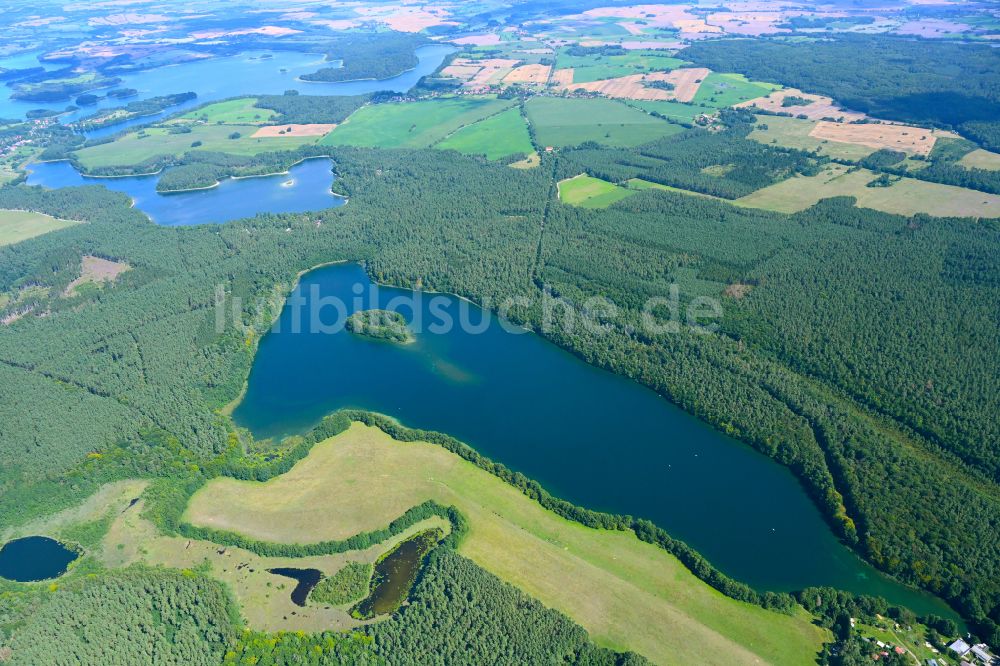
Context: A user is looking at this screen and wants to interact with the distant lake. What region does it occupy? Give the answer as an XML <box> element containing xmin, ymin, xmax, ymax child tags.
<box><xmin>0</xmin><ymin>45</ymin><xmax>455</xmax><ymax>129</ymax></box>
<box><xmin>233</xmin><ymin>262</ymin><xmax>960</xmax><ymax>621</ymax></box>
<box><xmin>0</xmin><ymin>536</ymin><xmax>78</xmax><ymax>582</ymax></box>
<box><xmin>25</xmin><ymin>158</ymin><xmax>343</xmax><ymax>226</ymax></box>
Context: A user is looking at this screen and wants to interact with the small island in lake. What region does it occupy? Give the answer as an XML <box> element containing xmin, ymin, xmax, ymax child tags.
<box><xmin>345</xmin><ymin>309</ymin><xmax>413</xmax><ymax>344</ymax></box>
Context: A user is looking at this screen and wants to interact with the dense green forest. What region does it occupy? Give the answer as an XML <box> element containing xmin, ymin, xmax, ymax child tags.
<box><xmin>681</xmin><ymin>35</ymin><xmax>1000</xmax><ymax>150</ymax></box>
<box><xmin>366</xmin><ymin>548</ymin><xmax>648</xmax><ymax>665</ymax></box>
<box><xmin>300</xmin><ymin>32</ymin><xmax>430</xmax><ymax>83</ymax></box>
<box><xmin>345</xmin><ymin>309</ymin><xmax>413</xmax><ymax>343</ymax></box>
<box><xmin>1</xmin><ymin>122</ymin><xmax>999</xmax><ymax>646</ymax></box>
<box><xmin>7</xmin><ymin>566</ymin><xmax>238</xmax><ymax>665</ymax></box>
<box><xmin>310</xmin><ymin>561</ymin><xmax>372</xmax><ymax>605</ymax></box>
<box><xmin>153</xmin><ymin>148</ymin><xmax>333</xmax><ymax>192</ymax></box>
<box><xmin>254</xmin><ymin>93</ymin><xmax>371</xmax><ymax>124</ymax></box>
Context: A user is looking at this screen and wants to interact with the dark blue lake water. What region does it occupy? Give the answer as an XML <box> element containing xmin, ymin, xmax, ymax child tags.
<box><xmin>0</xmin><ymin>536</ymin><xmax>78</xmax><ymax>582</ymax></box>
<box><xmin>233</xmin><ymin>262</ymin><xmax>958</xmax><ymax>620</ymax></box>
<box><xmin>25</xmin><ymin>157</ymin><xmax>342</xmax><ymax>226</ymax></box>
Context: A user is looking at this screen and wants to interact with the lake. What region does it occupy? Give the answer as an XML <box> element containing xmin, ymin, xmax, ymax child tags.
<box><xmin>25</xmin><ymin>158</ymin><xmax>343</xmax><ymax>226</ymax></box>
<box><xmin>0</xmin><ymin>536</ymin><xmax>78</xmax><ymax>582</ymax></box>
<box><xmin>233</xmin><ymin>262</ymin><xmax>958</xmax><ymax>620</ymax></box>
<box><xmin>0</xmin><ymin>45</ymin><xmax>455</xmax><ymax>130</ymax></box>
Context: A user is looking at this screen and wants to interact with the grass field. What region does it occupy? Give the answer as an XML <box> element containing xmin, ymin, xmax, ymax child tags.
<box><xmin>181</xmin><ymin>98</ymin><xmax>274</xmax><ymax>124</ymax></box>
<box><xmin>748</xmin><ymin>116</ymin><xmax>877</xmax><ymax>161</ymax></box>
<box><xmin>628</xmin><ymin>178</ymin><xmax>722</xmax><ymax>200</ymax></box>
<box><xmin>554</xmin><ymin>49</ymin><xmax>686</xmax><ymax>72</ymax></box>
<box><xmin>436</xmin><ymin>106</ymin><xmax>533</xmax><ymax>159</ymax></box>
<box><xmin>185</xmin><ymin>422</ymin><xmax>829</xmax><ymax>665</ymax></box>
<box><xmin>570</xmin><ymin>64</ymin><xmax>637</xmax><ymax>83</ymax></box>
<box><xmin>525</xmin><ymin>97</ymin><xmax>684</xmax><ymax>148</ymax></box>
<box><xmin>73</xmin><ymin>124</ymin><xmax>320</xmax><ymax>170</ymax></box>
<box><xmin>558</xmin><ymin>174</ymin><xmax>635</xmax><ymax>208</ymax></box>
<box><xmin>960</xmin><ymin>148</ymin><xmax>1000</xmax><ymax>170</ymax></box>
<box><xmin>99</xmin><ymin>481</ymin><xmax>447</xmax><ymax>633</ymax></box>
<box><xmin>627</xmin><ymin>100</ymin><xmax>705</xmax><ymax>123</ymax></box>
<box><xmin>736</xmin><ymin>164</ymin><xmax>1000</xmax><ymax>217</ymax></box>
<box><xmin>10</xmin><ymin>477</ymin><xmax>445</xmax><ymax>634</ymax></box>
<box><xmin>0</xmin><ymin>209</ymin><xmax>79</xmax><ymax>247</ymax></box>
<box><xmin>321</xmin><ymin>98</ymin><xmax>514</xmax><ymax>150</ymax></box>
<box><xmin>693</xmin><ymin>72</ymin><xmax>780</xmax><ymax>108</ymax></box>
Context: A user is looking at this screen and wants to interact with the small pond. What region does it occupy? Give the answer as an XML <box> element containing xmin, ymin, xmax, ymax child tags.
<box><xmin>354</xmin><ymin>530</ymin><xmax>441</xmax><ymax>618</ymax></box>
<box><xmin>267</xmin><ymin>567</ymin><xmax>323</xmax><ymax>607</ymax></box>
<box><xmin>0</xmin><ymin>536</ymin><xmax>79</xmax><ymax>582</ymax></box>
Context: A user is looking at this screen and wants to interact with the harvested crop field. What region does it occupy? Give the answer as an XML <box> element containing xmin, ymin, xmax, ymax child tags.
<box><xmin>503</xmin><ymin>64</ymin><xmax>551</xmax><ymax>84</ymax></box>
<box><xmin>655</xmin><ymin>67</ymin><xmax>710</xmax><ymax>102</ymax></box>
<box><xmin>550</xmin><ymin>68</ymin><xmax>574</xmax><ymax>87</ymax></box>
<box><xmin>252</xmin><ymin>123</ymin><xmax>337</xmax><ymax>138</ymax></box>
<box><xmin>737</xmin><ymin>88</ymin><xmax>865</xmax><ymax>122</ymax></box>
<box><xmin>809</xmin><ymin>121</ymin><xmax>936</xmax><ymax>156</ymax></box>
<box><xmin>560</xmin><ymin>73</ymin><xmax>670</xmax><ymax>100</ymax></box>
<box><xmin>553</xmin><ymin>68</ymin><xmax>709</xmax><ymax>102</ymax></box>
<box><xmin>469</xmin><ymin>59</ymin><xmax>519</xmax><ymax>86</ymax></box>
<box><xmin>441</xmin><ymin>58</ymin><xmax>519</xmax><ymax>87</ymax></box>
<box><xmin>748</xmin><ymin>116</ymin><xmax>877</xmax><ymax>161</ymax></box>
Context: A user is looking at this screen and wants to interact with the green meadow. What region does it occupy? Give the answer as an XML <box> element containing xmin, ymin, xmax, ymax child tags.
<box><xmin>0</xmin><ymin>209</ymin><xmax>80</xmax><ymax>247</ymax></box>
<box><xmin>180</xmin><ymin>98</ymin><xmax>275</xmax><ymax>124</ymax></box>
<box><xmin>694</xmin><ymin>72</ymin><xmax>780</xmax><ymax>108</ymax></box>
<box><xmin>627</xmin><ymin>100</ymin><xmax>705</xmax><ymax>123</ymax></box>
<box><xmin>525</xmin><ymin>97</ymin><xmax>683</xmax><ymax>148</ymax></box>
<box><xmin>72</xmin><ymin>124</ymin><xmax>319</xmax><ymax>170</ymax></box>
<box><xmin>436</xmin><ymin>107</ymin><xmax>534</xmax><ymax>159</ymax></box>
<box><xmin>321</xmin><ymin>97</ymin><xmax>514</xmax><ymax>149</ymax></box>
<box><xmin>554</xmin><ymin>49</ymin><xmax>684</xmax><ymax>70</ymax></box>
<box><xmin>185</xmin><ymin>423</ymin><xmax>829</xmax><ymax>665</ymax></box>
<box><xmin>736</xmin><ymin>164</ymin><xmax>1000</xmax><ymax>217</ymax></box>
<box><xmin>558</xmin><ymin>175</ymin><xmax>635</xmax><ymax>208</ymax></box>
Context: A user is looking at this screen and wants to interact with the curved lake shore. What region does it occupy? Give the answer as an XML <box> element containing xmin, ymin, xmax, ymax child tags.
<box><xmin>25</xmin><ymin>158</ymin><xmax>343</xmax><ymax>226</ymax></box>
<box><xmin>233</xmin><ymin>262</ymin><xmax>959</xmax><ymax>620</ymax></box>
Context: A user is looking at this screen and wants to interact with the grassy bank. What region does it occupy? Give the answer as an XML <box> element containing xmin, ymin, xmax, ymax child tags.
<box><xmin>186</xmin><ymin>422</ymin><xmax>829</xmax><ymax>665</ymax></box>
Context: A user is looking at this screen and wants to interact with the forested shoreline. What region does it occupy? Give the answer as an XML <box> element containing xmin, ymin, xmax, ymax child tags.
<box><xmin>300</xmin><ymin>32</ymin><xmax>430</xmax><ymax>83</ymax></box>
